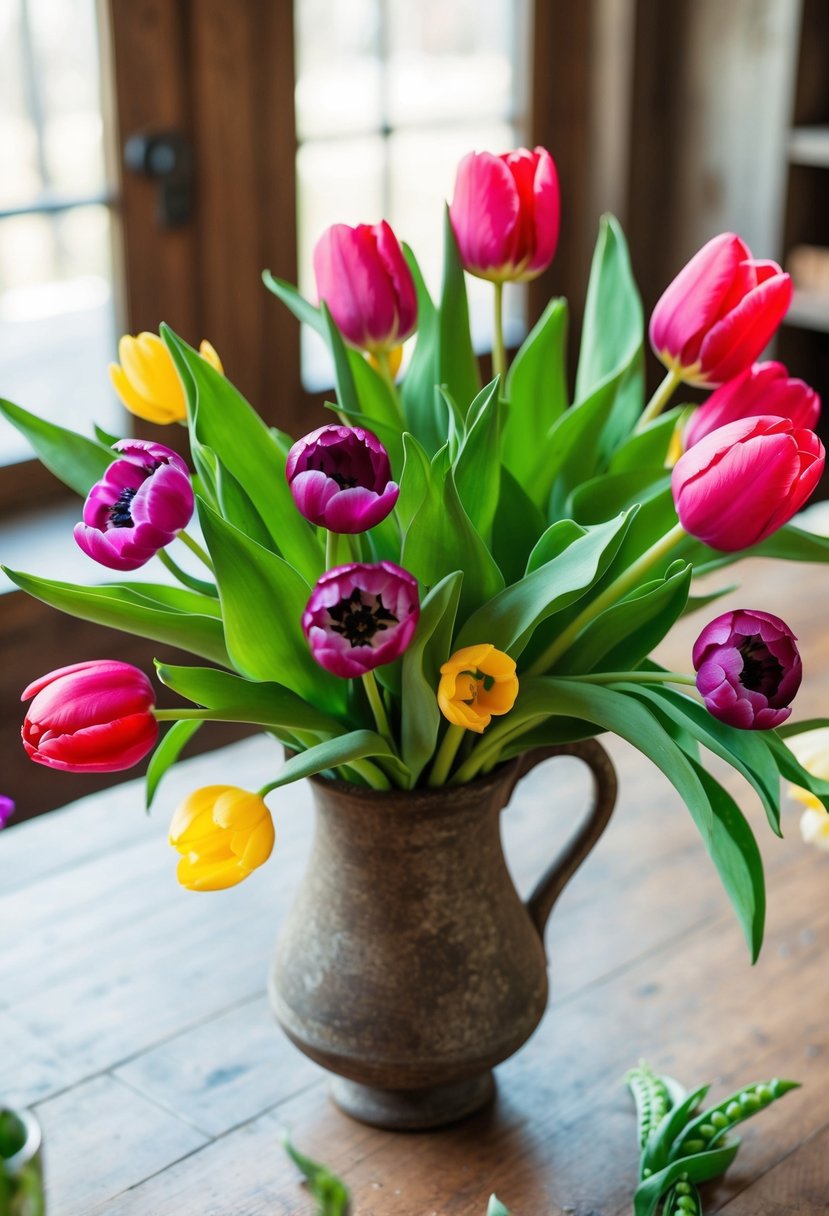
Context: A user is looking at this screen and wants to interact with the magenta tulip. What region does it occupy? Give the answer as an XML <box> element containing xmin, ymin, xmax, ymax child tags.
<box><xmin>303</xmin><ymin>561</ymin><xmax>420</xmax><ymax>678</ymax></box>
<box><xmin>74</xmin><ymin>439</ymin><xmax>194</xmax><ymax>572</ymax></box>
<box><xmin>684</xmin><ymin>361</ymin><xmax>821</xmax><ymax>449</ymax></box>
<box><xmin>22</xmin><ymin>660</ymin><xmax>158</xmax><ymax>773</ymax></box>
<box><xmin>693</xmin><ymin>609</ymin><xmax>801</xmax><ymax>729</ymax></box>
<box><xmin>0</xmin><ymin>795</ymin><xmax>14</xmax><ymax>829</ymax></box>
<box><xmin>449</xmin><ymin>146</ymin><xmax>560</xmax><ymax>283</ymax></box>
<box><xmin>313</xmin><ymin>220</ymin><xmax>417</xmax><ymax>353</ymax></box>
<box><xmin>286</xmin><ymin>425</ymin><xmax>399</xmax><ymax>533</ymax></box>
<box><xmin>649</xmin><ymin>233</ymin><xmax>792</xmax><ymax>387</ymax></box>
<box><xmin>672</xmin><ymin>415</ymin><xmax>824</xmax><ymax>551</ymax></box>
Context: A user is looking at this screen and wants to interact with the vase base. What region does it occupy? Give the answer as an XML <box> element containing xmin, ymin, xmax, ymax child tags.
<box><xmin>329</xmin><ymin>1071</ymin><xmax>496</xmax><ymax>1130</ymax></box>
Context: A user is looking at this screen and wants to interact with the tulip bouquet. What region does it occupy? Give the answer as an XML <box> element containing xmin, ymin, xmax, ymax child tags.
<box><xmin>5</xmin><ymin>144</ymin><xmax>829</xmax><ymax>958</ymax></box>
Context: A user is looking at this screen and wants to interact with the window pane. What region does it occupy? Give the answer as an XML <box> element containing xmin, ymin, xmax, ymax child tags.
<box><xmin>0</xmin><ymin>207</ymin><xmax>120</xmax><ymax>466</ymax></box>
<box><xmin>295</xmin><ymin>0</ymin><xmax>382</xmax><ymax>140</ymax></box>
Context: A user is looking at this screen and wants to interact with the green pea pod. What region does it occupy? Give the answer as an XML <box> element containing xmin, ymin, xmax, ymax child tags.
<box><xmin>669</xmin><ymin>1079</ymin><xmax>800</xmax><ymax>1162</ymax></box>
<box><xmin>642</xmin><ymin>1084</ymin><xmax>710</xmax><ymax>1175</ymax></box>
<box><xmin>282</xmin><ymin>1135</ymin><xmax>351</xmax><ymax>1216</ymax></box>
<box><xmin>633</xmin><ymin>1141</ymin><xmax>740</xmax><ymax>1216</ymax></box>
<box><xmin>663</xmin><ymin>1179</ymin><xmax>704</xmax><ymax>1215</ymax></box>
<box><xmin>626</xmin><ymin>1062</ymin><xmax>674</xmax><ymax>1150</ymax></box>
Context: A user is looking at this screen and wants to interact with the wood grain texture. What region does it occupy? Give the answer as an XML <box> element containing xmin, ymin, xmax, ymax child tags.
<box><xmin>3</xmin><ymin>560</ymin><xmax>829</xmax><ymax>1212</ymax></box>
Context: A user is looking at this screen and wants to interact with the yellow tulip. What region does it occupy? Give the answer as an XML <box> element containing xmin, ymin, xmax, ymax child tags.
<box><xmin>786</xmin><ymin>727</ymin><xmax>829</xmax><ymax>850</ymax></box>
<box><xmin>169</xmin><ymin>785</ymin><xmax>274</xmax><ymax>891</ymax></box>
<box><xmin>437</xmin><ymin>643</ymin><xmax>519</xmax><ymax>734</ymax></box>
<box><xmin>109</xmin><ymin>332</ymin><xmax>223</xmax><ymax>425</ymax></box>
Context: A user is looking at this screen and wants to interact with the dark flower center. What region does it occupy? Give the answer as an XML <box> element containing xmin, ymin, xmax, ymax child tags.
<box><xmin>738</xmin><ymin>634</ymin><xmax>783</xmax><ymax>697</ymax></box>
<box><xmin>328</xmin><ymin>589</ymin><xmax>398</xmax><ymax>648</ymax></box>
<box><xmin>109</xmin><ymin>486</ymin><xmax>138</xmax><ymax>528</ymax></box>
<box><xmin>310</xmin><ymin>457</ymin><xmax>358</xmax><ymax>490</ymax></box>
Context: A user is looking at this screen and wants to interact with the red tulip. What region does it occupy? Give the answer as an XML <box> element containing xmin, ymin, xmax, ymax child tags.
<box><xmin>672</xmin><ymin>415</ymin><xmax>824</xmax><ymax>551</ymax></box>
<box><xmin>449</xmin><ymin>146</ymin><xmax>560</xmax><ymax>283</ymax></box>
<box><xmin>21</xmin><ymin>660</ymin><xmax>158</xmax><ymax>773</ymax></box>
<box><xmin>313</xmin><ymin>220</ymin><xmax>417</xmax><ymax>353</ymax></box>
<box><xmin>650</xmin><ymin>233</ymin><xmax>792</xmax><ymax>387</ymax></box>
<box><xmin>684</xmin><ymin>361</ymin><xmax>820</xmax><ymax>449</ymax></box>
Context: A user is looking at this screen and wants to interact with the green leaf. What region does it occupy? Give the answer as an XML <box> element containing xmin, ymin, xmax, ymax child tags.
<box><xmin>502</xmin><ymin>297</ymin><xmax>568</xmax><ymax>483</ymax></box>
<box><xmin>282</xmin><ymin>1135</ymin><xmax>351</xmax><ymax>1216</ymax></box>
<box><xmin>453</xmin><ymin>379</ymin><xmax>501</xmax><ymax>537</ymax></box>
<box><xmin>438</xmin><ymin>204</ymin><xmax>480</xmax><ymax>415</ymax></box>
<box><xmin>526</xmin><ymin>519</ymin><xmax>587</xmax><ymax>574</ymax></box>
<box><xmin>94</xmin><ymin>423</ymin><xmax>123</xmax><ymax>447</ymax></box>
<box><xmin>749</xmin><ymin>521</ymin><xmax>829</xmax><ymax>564</ymax></box>
<box><xmin>777</xmin><ymin>716</ymin><xmax>829</xmax><ymax>738</ymax></box>
<box><xmin>146</xmin><ymin>720</ymin><xmax>203</xmax><ymax>809</ymax></box>
<box><xmin>161</xmin><ymin>325</ymin><xmax>323</xmax><ymax>585</ymax></box>
<box><xmin>492</xmin><ymin>467</ymin><xmax>548</xmax><ymax>585</ymax></box>
<box><xmin>401</xmin><ymin>244</ymin><xmax>445</xmax><ymax>454</ymax></box>
<box><xmin>268</xmin><ymin>730</ymin><xmax>410</xmax><ymax>789</ymax></box>
<box><xmin>396</xmin><ymin>433</ymin><xmax>432</xmax><ymax>535</ymax></box>
<box><xmin>215</xmin><ymin>459</ymin><xmax>276</xmax><ymax>551</ymax></box>
<box><xmin>155</xmin><ymin>663</ymin><xmax>344</xmax><ymax>734</ymax></box>
<box><xmin>633</xmin><ymin>1141</ymin><xmax>741</xmax><ymax>1216</ymax></box>
<box><xmin>261</xmin><ymin>271</ymin><xmax>325</xmax><ymax>334</ymax></box>
<box><xmin>0</xmin><ymin>398</ymin><xmax>114</xmax><ymax>496</ymax></box>
<box><xmin>4</xmin><ymin>568</ymin><xmax>230</xmax><ymax>666</ymax></box>
<box><xmin>400</xmin><ymin>572</ymin><xmax>463</xmax><ymax>784</ymax></box>
<box><xmin>766</xmin><ymin>731</ymin><xmax>829</xmax><ymax>814</ymax></box>
<box><xmin>608</xmin><ymin>405</ymin><xmax>683</xmax><ymax>474</ymax></box>
<box><xmin>455</xmin><ymin>512</ymin><xmax>634</xmax><ymax>656</ymax></box>
<box><xmin>575</xmin><ymin>214</ymin><xmax>643</xmax><ymax>409</ymax></box>
<box><xmin>487</xmin><ymin>1198</ymin><xmax>510</xmax><ymax>1216</ymax></box>
<box><xmin>198</xmin><ymin>501</ymin><xmax>345</xmax><ymax>714</ymax></box>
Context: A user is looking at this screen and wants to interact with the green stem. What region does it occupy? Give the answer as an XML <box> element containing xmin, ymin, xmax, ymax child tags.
<box><xmin>452</xmin><ymin>715</ymin><xmax>547</xmax><ymax>786</ymax></box>
<box><xmin>427</xmin><ymin>723</ymin><xmax>466</xmax><ymax>787</ymax></box>
<box><xmin>635</xmin><ymin>367</ymin><xmax>682</xmax><ymax>432</ymax></box>
<box><xmin>325</xmin><ymin>530</ymin><xmax>339</xmax><ymax>570</ymax></box>
<box><xmin>527</xmin><ymin>522</ymin><xmax>687</xmax><ymax>675</ymax></box>
<box><xmin>375</xmin><ymin>349</ymin><xmax>405</xmax><ymax>425</ymax></box>
<box><xmin>177</xmin><ymin>529</ymin><xmax>214</xmax><ymax>572</ymax></box>
<box><xmin>154</xmin><ymin>708</ymin><xmax>220</xmax><ymax>722</ymax></box>
<box><xmin>362</xmin><ymin>670</ymin><xmax>396</xmax><ymax>753</ymax></box>
<box><xmin>157</xmin><ymin>548</ymin><xmax>218</xmax><ymax>597</ymax></box>
<box><xmin>257</xmin><ymin>755</ymin><xmax>391</xmax><ymax>796</ymax></box>
<box><xmin>565</xmin><ymin>671</ymin><xmax>697</xmax><ymax>686</ymax></box>
<box><xmin>492</xmin><ymin>280</ymin><xmax>506</xmax><ymax>383</ymax></box>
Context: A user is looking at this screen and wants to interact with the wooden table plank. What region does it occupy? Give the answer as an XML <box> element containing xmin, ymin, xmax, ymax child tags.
<box><xmin>718</xmin><ymin>1123</ymin><xmax>829</xmax><ymax>1213</ymax></box>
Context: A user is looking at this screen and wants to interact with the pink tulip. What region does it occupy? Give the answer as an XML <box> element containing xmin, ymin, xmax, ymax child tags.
<box><xmin>449</xmin><ymin>146</ymin><xmax>560</xmax><ymax>282</ymax></box>
<box><xmin>650</xmin><ymin>233</ymin><xmax>792</xmax><ymax>387</ymax></box>
<box><xmin>672</xmin><ymin>415</ymin><xmax>824</xmax><ymax>551</ymax></box>
<box><xmin>21</xmin><ymin>660</ymin><xmax>158</xmax><ymax>773</ymax></box>
<box><xmin>684</xmin><ymin>362</ymin><xmax>820</xmax><ymax>449</ymax></box>
<box><xmin>313</xmin><ymin>220</ymin><xmax>417</xmax><ymax>353</ymax></box>
<box><xmin>286</xmin><ymin>425</ymin><xmax>399</xmax><ymax>534</ymax></box>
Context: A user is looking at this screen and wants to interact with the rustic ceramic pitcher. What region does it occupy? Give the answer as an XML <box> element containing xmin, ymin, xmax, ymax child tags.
<box><xmin>269</xmin><ymin>740</ymin><xmax>616</xmax><ymax>1130</ymax></box>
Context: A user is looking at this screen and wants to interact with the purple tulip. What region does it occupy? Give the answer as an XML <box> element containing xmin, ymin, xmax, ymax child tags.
<box><xmin>286</xmin><ymin>425</ymin><xmax>399</xmax><ymax>534</ymax></box>
<box><xmin>693</xmin><ymin>609</ymin><xmax>802</xmax><ymax>729</ymax></box>
<box><xmin>302</xmin><ymin>561</ymin><xmax>420</xmax><ymax>678</ymax></box>
<box><xmin>0</xmin><ymin>795</ymin><xmax>15</xmax><ymax>829</ymax></box>
<box><xmin>74</xmin><ymin>440</ymin><xmax>194</xmax><ymax>571</ymax></box>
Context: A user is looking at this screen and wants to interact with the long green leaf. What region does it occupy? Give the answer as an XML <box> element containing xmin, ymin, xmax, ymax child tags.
<box><xmin>4</xmin><ymin>568</ymin><xmax>230</xmax><ymax>665</ymax></box>
<box><xmin>453</xmin><ymin>379</ymin><xmax>501</xmax><ymax>538</ymax></box>
<box><xmin>146</xmin><ymin>720</ymin><xmax>203</xmax><ymax>809</ymax></box>
<box><xmin>400</xmin><ymin>572</ymin><xmax>463</xmax><ymax>784</ymax></box>
<box><xmin>492</xmin><ymin>467</ymin><xmax>548</xmax><ymax>585</ymax></box>
<box><xmin>261</xmin><ymin>271</ymin><xmax>325</xmax><ymax>334</ymax></box>
<box><xmin>0</xmin><ymin>398</ymin><xmax>114</xmax><ymax>496</ymax></box>
<box><xmin>438</xmin><ymin>204</ymin><xmax>480</xmax><ymax>414</ymax></box>
<box><xmin>502</xmin><ymin>298</ymin><xmax>568</xmax><ymax>483</ymax></box>
<box><xmin>156</xmin><ymin>662</ymin><xmax>344</xmax><ymax>734</ymax></box>
<box><xmin>267</xmin><ymin>730</ymin><xmax>410</xmax><ymax>789</ymax></box>
<box><xmin>400</xmin><ymin>244</ymin><xmax>444</xmax><ymax>454</ymax></box>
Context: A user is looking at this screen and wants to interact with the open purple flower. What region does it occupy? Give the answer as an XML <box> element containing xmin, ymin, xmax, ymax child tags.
<box><xmin>286</xmin><ymin>425</ymin><xmax>399</xmax><ymax>534</ymax></box>
<box><xmin>74</xmin><ymin>439</ymin><xmax>194</xmax><ymax>571</ymax></box>
<box><xmin>302</xmin><ymin>561</ymin><xmax>419</xmax><ymax>678</ymax></box>
<box><xmin>0</xmin><ymin>795</ymin><xmax>15</xmax><ymax>829</ymax></box>
<box><xmin>693</xmin><ymin>609</ymin><xmax>802</xmax><ymax>729</ymax></box>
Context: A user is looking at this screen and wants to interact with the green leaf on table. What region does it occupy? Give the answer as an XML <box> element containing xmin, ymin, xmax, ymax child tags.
<box><xmin>282</xmin><ymin>1135</ymin><xmax>351</xmax><ymax>1216</ymax></box>
<box><xmin>0</xmin><ymin>398</ymin><xmax>114</xmax><ymax>496</ymax></box>
<box><xmin>453</xmin><ymin>379</ymin><xmax>501</xmax><ymax>538</ymax></box>
<box><xmin>455</xmin><ymin>512</ymin><xmax>633</xmax><ymax>656</ymax></box>
<box><xmin>155</xmin><ymin>663</ymin><xmax>344</xmax><ymax>734</ymax></box>
<box><xmin>438</xmin><ymin>204</ymin><xmax>480</xmax><ymax>416</ymax></box>
<box><xmin>401</xmin><ymin>244</ymin><xmax>445</xmax><ymax>454</ymax></box>
<box><xmin>502</xmin><ymin>297</ymin><xmax>568</xmax><ymax>484</ymax></box>
<box><xmin>146</xmin><ymin>719</ymin><xmax>203</xmax><ymax>809</ymax></box>
<box><xmin>261</xmin><ymin>271</ymin><xmax>325</xmax><ymax>335</ymax></box>
<box><xmin>400</xmin><ymin>571</ymin><xmax>463</xmax><ymax>784</ymax></box>
<box><xmin>3</xmin><ymin>569</ymin><xmax>230</xmax><ymax>666</ymax></box>
<box><xmin>268</xmin><ymin>730</ymin><xmax>410</xmax><ymax>789</ymax></box>
<box><xmin>161</xmin><ymin>325</ymin><xmax>323</xmax><ymax>585</ymax></box>
<box><xmin>198</xmin><ymin>500</ymin><xmax>346</xmax><ymax>714</ymax></box>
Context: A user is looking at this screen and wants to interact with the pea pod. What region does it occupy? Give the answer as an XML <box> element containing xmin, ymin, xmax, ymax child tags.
<box><xmin>641</xmin><ymin>1084</ymin><xmax>710</xmax><ymax>1176</ymax></box>
<box><xmin>626</xmin><ymin>1062</ymin><xmax>675</xmax><ymax>1149</ymax></box>
<box><xmin>633</xmin><ymin>1142</ymin><xmax>740</xmax><ymax>1216</ymax></box>
<box><xmin>669</xmin><ymin>1078</ymin><xmax>800</xmax><ymax>1162</ymax></box>
<box><xmin>663</xmin><ymin>1178</ymin><xmax>704</xmax><ymax>1215</ymax></box>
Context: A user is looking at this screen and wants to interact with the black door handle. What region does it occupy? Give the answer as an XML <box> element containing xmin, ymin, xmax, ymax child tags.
<box><xmin>123</xmin><ymin>131</ymin><xmax>194</xmax><ymax>227</ymax></box>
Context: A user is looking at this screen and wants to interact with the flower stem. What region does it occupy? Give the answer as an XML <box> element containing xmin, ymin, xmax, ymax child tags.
<box><xmin>362</xmin><ymin>670</ymin><xmax>396</xmax><ymax>752</ymax></box>
<box><xmin>452</xmin><ymin>715</ymin><xmax>546</xmax><ymax>786</ymax></box>
<box><xmin>565</xmin><ymin>671</ymin><xmax>697</xmax><ymax>686</ymax></box>
<box><xmin>427</xmin><ymin>723</ymin><xmax>466</xmax><ymax>787</ymax></box>
<box><xmin>527</xmin><ymin>522</ymin><xmax>687</xmax><ymax>675</ymax></box>
<box><xmin>492</xmin><ymin>280</ymin><xmax>506</xmax><ymax>383</ymax></box>
<box><xmin>154</xmin><ymin>708</ymin><xmax>217</xmax><ymax>721</ymax></box>
<box><xmin>635</xmin><ymin>367</ymin><xmax>682</xmax><ymax>432</ymax></box>
<box><xmin>157</xmin><ymin>548</ymin><xmax>218</xmax><ymax>597</ymax></box>
<box><xmin>375</xmin><ymin>349</ymin><xmax>405</xmax><ymax>425</ymax></box>
<box><xmin>177</xmin><ymin>529</ymin><xmax>214</xmax><ymax>572</ymax></box>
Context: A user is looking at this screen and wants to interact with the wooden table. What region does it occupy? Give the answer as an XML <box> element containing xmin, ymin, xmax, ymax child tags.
<box><xmin>3</xmin><ymin>559</ymin><xmax>829</xmax><ymax>1214</ymax></box>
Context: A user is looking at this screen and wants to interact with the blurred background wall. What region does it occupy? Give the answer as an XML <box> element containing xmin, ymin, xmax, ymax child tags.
<box><xmin>2</xmin><ymin>0</ymin><xmax>828</xmax><ymax>815</ymax></box>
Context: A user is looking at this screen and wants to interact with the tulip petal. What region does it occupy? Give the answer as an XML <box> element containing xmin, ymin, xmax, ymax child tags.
<box><xmin>450</xmin><ymin>151</ymin><xmax>520</xmax><ymax>279</ymax></box>
<box><xmin>650</xmin><ymin>234</ymin><xmax>749</xmax><ymax>368</ymax></box>
<box><xmin>697</xmin><ymin>273</ymin><xmax>793</xmax><ymax>385</ymax></box>
<box><xmin>25</xmin><ymin>712</ymin><xmax>158</xmax><ymax>772</ymax></box>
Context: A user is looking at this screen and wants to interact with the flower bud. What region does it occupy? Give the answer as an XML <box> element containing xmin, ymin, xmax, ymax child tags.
<box><xmin>671</xmin><ymin>415</ymin><xmax>824</xmax><ymax>551</ymax></box>
<box><xmin>449</xmin><ymin>146</ymin><xmax>560</xmax><ymax>282</ymax></box>
<box><xmin>21</xmin><ymin>660</ymin><xmax>158</xmax><ymax>772</ymax></box>
<box><xmin>0</xmin><ymin>795</ymin><xmax>15</xmax><ymax>829</ymax></box>
<box><xmin>684</xmin><ymin>362</ymin><xmax>820</xmax><ymax>450</ymax></box>
<box><xmin>110</xmin><ymin>332</ymin><xmax>222</xmax><ymax>424</ymax></box>
<box><xmin>169</xmin><ymin>786</ymin><xmax>275</xmax><ymax>891</ymax></box>
<box><xmin>286</xmin><ymin>425</ymin><xmax>399</xmax><ymax>534</ymax></box>
<box><xmin>650</xmin><ymin>233</ymin><xmax>792</xmax><ymax>387</ymax></box>
<box><xmin>693</xmin><ymin>609</ymin><xmax>801</xmax><ymax>730</ymax></box>
<box><xmin>74</xmin><ymin>439</ymin><xmax>195</xmax><ymax>571</ymax></box>
<box><xmin>437</xmin><ymin>644</ymin><xmax>519</xmax><ymax>733</ymax></box>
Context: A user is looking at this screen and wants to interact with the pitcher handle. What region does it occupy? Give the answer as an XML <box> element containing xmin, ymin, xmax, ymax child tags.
<box><xmin>506</xmin><ymin>740</ymin><xmax>617</xmax><ymax>942</ymax></box>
